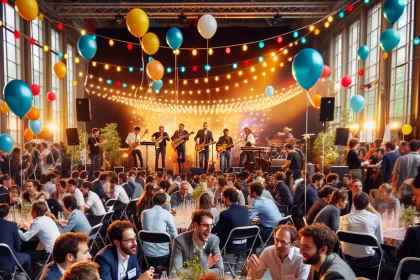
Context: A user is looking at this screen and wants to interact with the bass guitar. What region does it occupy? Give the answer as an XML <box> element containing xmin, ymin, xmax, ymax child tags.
<box><xmin>195</xmin><ymin>141</ymin><xmax>216</xmax><ymax>153</ymax></box>
<box><xmin>216</xmin><ymin>140</ymin><xmax>243</xmax><ymax>154</ymax></box>
<box><xmin>171</xmin><ymin>131</ymin><xmax>194</xmax><ymax>150</ymax></box>
<box><xmin>128</xmin><ymin>129</ymin><xmax>149</xmax><ymax>152</ymax></box>
<box><xmin>153</xmin><ymin>135</ymin><xmax>170</xmax><ymax>148</ymax></box>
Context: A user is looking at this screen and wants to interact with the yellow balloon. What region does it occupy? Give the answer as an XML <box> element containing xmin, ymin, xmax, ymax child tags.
<box><xmin>402</xmin><ymin>124</ymin><xmax>413</xmax><ymax>135</ymax></box>
<box><xmin>54</xmin><ymin>62</ymin><xmax>67</xmax><ymax>79</ymax></box>
<box><xmin>126</xmin><ymin>8</ymin><xmax>149</xmax><ymax>38</ymax></box>
<box><xmin>0</xmin><ymin>103</ymin><xmax>9</xmax><ymax>114</ymax></box>
<box><xmin>24</xmin><ymin>128</ymin><xmax>34</xmax><ymax>141</ymax></box>
<box><xmin>382</xmin><ymin>52</ymin><xmax>389</xmax><ymax>60</ymax></box>
<box><xmin>15</xmin><ymin>0</ymin><xmax>39</xmax><ymax>21</ymax></box>
<box><xmin>141</xmin><ymin>33</ymin><xmax>160</xmax><ymax>55</ymax></box>
<box><xmin>146</xmin><ymin>60</ymin><xmax>164</xmax><ymax>81</ymax></box>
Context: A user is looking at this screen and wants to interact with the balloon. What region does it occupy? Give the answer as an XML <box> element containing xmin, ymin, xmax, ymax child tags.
<box><xmin>3</xmin><ymin>79</ymin><xmax>33</xmax><ymax>118</ymax></box>
<box><xmin>29</xmin><ymin>119</ymin><xmax>42</xmax><ymax>135</ymax></box>
<box><xmin>77</xmin><ymin>34</ymin><xmax>97</xmax><ymax>61</ymax></box>
<box><xmin>380</xmin><ymin>28</ymin><xmax>401</xmax><ymax>53</ymax></box>
<box><xmin>197</xmin><ymin>14</ymin><xmax>218</xmax><ymax>39</ymax></box>
<box><xmin>341</xmin><ymin>76</ymin><xmax>352</xmax><ymax>88</ymax></box>
<box><xmin>265</xmin><ymin>86</ymin><xmax>274</xmax><ymax>97</ymax></box>
<box><xmin>26</xmin><ymin>107</ymin><xmax>40</xmax><ymax>120</ymax></box>
<box><xmin>292</xmin><ymin>48</ymin><xmax>324</xmax><ymax>90</ymax></box>
<box><xmin>152</xmin><ymin>80</ymin><xmax>163</xmax><ymax>94</ymax></box>
<box><xmin>358</xmin><ymin>69</ymin><xmax>365</xmax><ymax>76</ymax></box>
<box><xmin>349</xmin><ymin>95</ymin><xmax>365</xmax><ymax>113</ymax></box>
<box><xmin>0</xmin><ymin>103</ymin><xmax>9</xmax><ymax>114</ymax></box>
<box><xmin>15</xmin><ymin>0</ymin><xmax>39</xmax><ymax>21</ymax></box>
<box><xmin>166</xmin><ymin>28</ymin><xmax>183</xmax><ymax>50</ymax></box>
<box><xmin>47</xmin><ymin>92</ymin><xmax>56</xmax><ymax>102</ymax></box>
<box><xmin>126</xmin><ymin>8</ymin><xmax>149</xmax><ymax>38</ymax></box>
<box><xmin>24</xmin><ymin>128</ymin><xmax>34</xmax><ymax>141</ymax></box>
<box><xmin>357</xmin><ymin>45</ymin><xmax>370</xmax><ymax>61</ymax></box>
<box><xmin>402</xmin><ymin>124</ymin><xmax>413</xmax><ymax>135</ymax></box>
<box><xmin>384</xmin><ymin>0</ymin><xmax>406</xmax><ymax>24</ymax></box>
<box><xmin>321</xmin><ymin>65</ymin><xmax>331</xmax><ymax>78</ymax></box>
<box><xmin>54</xmin><ymin>62</ymin><xmax>67</xmax><ymax>79</ymax></box>
<box><xmin>30</xmin><ymin>84</ymin><xmax>40</xmax><ymax>96</ymax></box>
<box><xmin>141</xmin><ymin>33</ymin><xmax>160</xmax><ymax>55</ymax></box>
<box><xmin>383</xmin><ymin>52</ymin><xmax>389</xmax><ymax>59</ymax></box>
<box><xmin>0</xmin><ymin>134</ymin><xmax>14</xmax><ymax>153</ymax></box>
<box><xmin>146</xmin><ymin>60</ymin><xmax>164</xmax><ymax>81</ymax></box>
<box><xmin>312</xmin><ymin>94</ymin><xmax>322</xmax><ymax>109</ymax></box>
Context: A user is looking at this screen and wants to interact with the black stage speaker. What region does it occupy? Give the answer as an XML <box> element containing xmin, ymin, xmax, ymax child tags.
<box><xmin>335</xmin><ymin>128</ymin><xmax>350</xmax><ymax>146</ymax></box>
<box><xmin>319</xmin><ymin>97</ymin><xmax>335</xmax><ymax>122</ymax></box>
<box><xmin>66</xmin><ymin>128</ymin><xmax>79</xmax><ymax>146</ymax></box>
<box><xmin>76</xmin><ymin>98</ymin><xmax>92</xmax><ymax>122</ymax></box>
<box><xmin>190</xmin><ymin>167</ymin><xmax>205</xmax><ymax>175</ymax></box>
<box><xmin>330</xmin><ymin>166</ymin><xmax>350</xmax><ymax>180</ymax></box>
<box><xmin>268</xmin><ymin>166</ymin><xmax>283</xmax><ymax>174</ymax></box>
<box><xmin>114</xmin><ymin>166</ymin><xmax>124</xmax><ymax>174</ymax></box>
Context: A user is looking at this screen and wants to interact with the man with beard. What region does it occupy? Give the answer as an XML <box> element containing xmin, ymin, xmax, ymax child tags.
<box><xmin>95</xmin><ymin>221</ymin><xmax>154</xmax><ymax>280</ymax></box>
<box><xmin>247</xmin><ymin>225</ymin><xmax>310</xmax><ymax>280</ymax></box>
<box><xmin>169</xmin><ymin>209</ymin><xmax>224</xmax><ymax>276</ymax></box>
<box><xmin>298</xmin><ymin>224</ymin><xmax>356</xmax><ymax>280</ymax></box>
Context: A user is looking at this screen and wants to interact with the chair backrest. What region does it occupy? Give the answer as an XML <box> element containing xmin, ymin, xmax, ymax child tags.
<box><xmin>100</xmin><ymin>210</ymin><xmax>115</xmax><ymax>224</ymax></box>
<box><xmin>394</xmin><ymin>257</ymin><xmax>420</xmax><ymax>280</ymax></box>
<box><xmin>0</xmin><ymin>243</ymin><xmax>30</xmax><ymax>279</ymax></box>
<box><xmin>139</xmin><ymin>230</ymin><xmax>171</xmax><ymax>244</ymax></box>
<box><xmin>226</xmin><ymin>226</ymin><xmax>260</xmax><ymax>240</ymax></box>
<box><xmin>125</xmin><ymin>198</ymin><xmax>139</xmax><ymax>213</ymax></box>
<box><xmin>303</xmin><ymin>216</ymin><xmax>309</xmax><ymax>226</ymax></box>
<box><xmin>336</xmin><ymin>230</ymin><xmax>382</xmax><ymax>252</ymax></box>
<box><xmin>278</xmin><ymin>215</ymin><xmax>294</xmax><ymax>226</ymax></box>
<box><xmin>105</xmin><ymin>199</ymin><xmax>117</xmax><ymax>207</ymax></box>
<box><xmin>89</xmin><ymin>223</ymin><xmax>103</xmax><ymax>239</ymax></box>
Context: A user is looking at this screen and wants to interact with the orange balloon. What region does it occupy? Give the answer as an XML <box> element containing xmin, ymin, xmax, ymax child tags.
<box><xmin>312</xmin><ymin>94</ymin><xmax>322</xmax><ymax>109</ymax></box>
<box><xmin>0</xmin><ymin>103</ymin><xmax>9</xmax><ymax>114</ymax></box>
<box><xmin>146</xmin><ymin>60</ymin><xmax>164</xmax><ymax>81</ymax></box>
<box><xmin>26</xmin><ymin>107</ymin><xmax>40</xmax><ymax>120</ymax></box>
<box><xmin>24</xmin><ymin>128</ymin><xmax>34</xmax><ymax>141</ymax></box>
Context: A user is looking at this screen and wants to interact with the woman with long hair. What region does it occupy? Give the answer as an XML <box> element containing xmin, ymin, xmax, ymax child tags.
<box><xmin>10</xmin><ymin>148</ymin><xmax>22</xmax><ymax>187</ymax></box>
<box><xmin>313</xmin><ymin>189</ymin><xmax>348</xmax><ymax>231</ymax></box>
<box><xmin>197</xmin><ymin>192</ymin><xmax>219</xmax><ymax>224</ymax></box>
<box><xmin>136</xmin><ymin>183</ymin><xmax>155</xmax><ymax>217</ymax></box>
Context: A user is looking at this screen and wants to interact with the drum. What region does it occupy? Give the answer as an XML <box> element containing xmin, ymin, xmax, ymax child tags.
<box><xmin>274</xmin><ymin>152</ymin><xmax>287</xmax><ymax>159</ymax></box>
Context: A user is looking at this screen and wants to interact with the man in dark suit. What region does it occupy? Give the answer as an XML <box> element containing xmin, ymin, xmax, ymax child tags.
<box><xmin>40</xmin><ymin>232</ymin><xmax>91</xmax><ymax>280</ymax></box>
<box><xmin>194</xmin><ymin>122</ymin><xmax>214</xmax><ymax>173</ymax></box>
<box><xmin>381</xmin><ymin>142</ymin><xmax>400</xmax><ymax>183</ymax></box>
<box><xmin>298</xmin><ymin>173</ymin><xmax>324</xmax><ymax>216</ymax></box>
<box><xmin>0</xmin><ymin>203</ymin><xmax>33</xmax><ymax>279</ymax></box>
<box><xmin>213</xmin><ymin>187</ymin><xmax>250</xmax><ymax>250</ymax></box>
<box><xmin>92</xmin><ymin>172</ymin><xmax>110</xmax><ymax>202</ymax></box>
<box><xmin>0</xmin><ymin>174</ymin><xmax>11</xmax><ymax>204</ymax></box>
<box><xmin>171</xmin><ymin>123</ymin><xmax>191</xmax><ymax>174</ymax></box>
<box><xmin>95</xmin><ymin>221</ymin><xmax>153</xmax><ymax>280</ymax></box>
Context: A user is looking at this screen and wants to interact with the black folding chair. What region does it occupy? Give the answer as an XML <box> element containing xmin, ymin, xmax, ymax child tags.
<box><xmin>138</xmin><ymin>231</ymin><xmax>172</xmax><ymax>269</ymax></box>
<box><xmin>119</xmin><ymin>198</ymin><xmax>139</xmax><ymax>220</ymax></box>
<box><xmin>100</xmin><ymin>210</ymin><xmax>114</xmax><ymax>244</ymax></box>
<box><xmin>88</xmin><ymin>223</ymin><xmax>103</xmax><ymax>252</ymax></box>
<box><xmin>0</xmin><ymin>243</ymin><xmax>30</xmax><ymax>280</ymax></box>
<box><xmin>259</xmin><ymin>215</ymin><xmax>294</xmax><ymax>251</ymax></box>
<box><xmin>337</xmin><ymin>230</ymin><xmax>383</xmax><ymax>280</ymax></box>
<box><xmin>35</xmin><ymin>252</ymin><xmax>52</xmax><ymax>280</ymax></box>
<box><xmin>104</xmin><ymin>199</ymin><xmax>117</xmax><ymax>211</ymax></box>
<box><xmin>220</xmin><ymin>226</ymin><xmax>260</xmax><ymax>278</ymax></box>
<box><xmin>394</xmin><ymin>257</ymin><xmax>420</xmax><ymax>280</ymax></box>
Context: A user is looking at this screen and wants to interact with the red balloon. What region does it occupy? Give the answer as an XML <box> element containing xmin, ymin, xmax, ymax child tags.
<box><xmin>321</xmin><ymin>65</ymin><xmax>331</xmax><ymax>78</ymax></box>
<box><xmin>341</xmin><ymin>75</ymin><xmax>352</xmax><ymax>88</ymax></box>
<box><xmin>30</xmin><ymin>84</ymin><xmax>40</xmax><ymax>96</ymax></box>
<box><xmin>192</xmin><ymin>66</ymin><xmax>198</xmax><ymax>72</ymax></box>
<box><xmin>47</xmin><ymin>92</ymin><xmax>56</xmax><ymax>102</ymax></box>
<box><xmin>358</xmin><ymin>69</ymin><xmax>365</xmax><ymax>76</ymax></box>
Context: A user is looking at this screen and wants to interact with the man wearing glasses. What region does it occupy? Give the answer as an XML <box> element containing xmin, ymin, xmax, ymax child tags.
<box><xmin>95</xmin><ymin>221</ymin><xmax>154</xmax><ymax>280</ymax></box>
<box><xmin>169</xmin><ymin>209</ymin><xmax>224</xmax><ymax>276</ymax></box>
<box><xmin>247</xmin><ymin>225</ymin><xmax>310</xmax><ymax>280</ymax></box>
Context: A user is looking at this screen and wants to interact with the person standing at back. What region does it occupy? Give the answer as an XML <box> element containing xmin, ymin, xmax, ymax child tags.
<box><xmin>125</xmin><ymin>126</ymin><xmax>144</xmax><ymax>168</ymax></box>
<box><xmin>282</xmin><ymin>144</ymin><xmax>302</xmax><ymax>180</ymax></box>
<box><xmin>87</xmin><ymin>128</ymin><xmax>106</xmax><ymax>181</ymax></box>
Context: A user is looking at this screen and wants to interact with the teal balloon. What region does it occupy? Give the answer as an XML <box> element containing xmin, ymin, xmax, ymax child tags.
<box><xmin>152</xmin><ymin>80</ymin><xmax>163</xmax><ymax>94</ymax></box>
<box><xmin>77</xmin><ymin>34</ymin><xmax>97</xmax><ymax>61</ymax></box>
<box><xmin>265</xmin><ymin>86</ymin><xmax>274</xmax><ymax>97</ymax></box>
<box><xmin>292</xmin><ymin>48</ymin><xmax>324</xmax><ymax>90</ymax></box>
<box><xmin>349</xmin><ymin>95</ymin><xmax>365</xmax><ymax>113</ymax></box>
<box><xmin>380</xmin><ymin>29</ymin><xmax>401</xmax><ymax>52</ymax></box>
<box><xmin>3</xmin><ymin>79</ymin><xmax>33</xmax><ymax>118</ymax></box>
<box><xmin>29</xmin><ymin>119</ymin><xmax>42</xmax><ymax>135</ymax></box>
<box><xmin>384</xmin><ymin>0</ymin><xmax>406</xmax><ymax>24</ymax></box>
<box><xmin>166</xmin><ymin>28</ymin><xmax>183</xmax><ymax>50</ymax></box>
<box><xmin>0</xmin><ymin>134</ymin><xmax>14</xmax><ymax>153</ymax></box>
<box><xmin>357</xmin><ymin>45</ymin><xmax>370</xmax><ymax>61</ymax></box>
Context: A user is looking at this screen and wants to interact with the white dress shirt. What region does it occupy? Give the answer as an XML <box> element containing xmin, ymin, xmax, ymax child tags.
<box><xmin>117</xmin><ymin>249</ymin><xmax>129</xmax><ymax>280</ymax></box>
<box><xmin>114</xmin><ymin>185</ymin><xmax>130</xmax><ymax>204</ymax></box>
<box><xmin>125</xmin><ymin>132</ymin><xmax>142</xmax><ymax>150</ymax></box>
<box><xmin>19</xmin><ymin>215</ymin><xmax>60</xmax><ymax>253</ymax></box>
<box><xmin>64</xmin><ymin>188</ymin><xmax>85</xmax><ymax>207</ymax></box>
<box><xmin>85</xmin><ymin>191</ymin><xmax>106</xmax><ymax>216</ymax></box>
<box><xmin>339</xmin><ymin>209</ymin><xmax>383</xmax><ymax>258</ymax></box>
<box><xmin>245</xmin><ymin>133</ymin><xmax>256</xmax><ymax>145</ymax></box>
<box><xmin>44</xmin><ymin>182</ymin><xmax>56</xmax><ymax>196</ymax></box>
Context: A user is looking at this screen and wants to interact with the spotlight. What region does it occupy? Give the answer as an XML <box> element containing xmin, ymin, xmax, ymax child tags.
<box><xmin>115</xmin><ymin>14</ymin><xmax>125</xmax><ymax>25</ymax></box>
<box><xmin>272</xmin><ymin>13</ymin><xmax>283</xmax><ymax>25</ymax></box>
<box><xmin>178</xmin><ymin>13</ymin><xmax>189</xmax><ymax>25</ymax></box>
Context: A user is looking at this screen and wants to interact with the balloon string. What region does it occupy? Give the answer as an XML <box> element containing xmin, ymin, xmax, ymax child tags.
<box><xmin>83</xmin><ymin>63</ymin><xmax>89</xmax><ymax>87</ymax></box>
<box><xmin>207</xmin><ymin>40</ymin><xmax>210</xmax><ymax>102</ymax></box>
<box><xmin>139</xmin><ymin>39</ymin><xmax>145</xmax><ymax>93</ymax></box>
<box><xmin>20</xmin><ymin>118</ymin><xmax>23</xmax><ymax>189</ymax></box>
<box><xmin>304</xmin><ymin>91</ymin><xmax>308</xmax><ymax>215</ymax></box>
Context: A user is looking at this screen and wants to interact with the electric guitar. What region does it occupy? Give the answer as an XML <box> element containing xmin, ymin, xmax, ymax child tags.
<box><xmin>171</xmin><ymin>131</ymin><xmax>195</xmax><ymax>150</ymax></box>
<box><xmin>128</xmin><ymin>129</ymin><xmax>149</xmax><ymax>152</ymax></box>
<box><xmin>195</xmin><ymin>141</ymin><xmax>216</xmax><ymax>153</ymax></box>
<box><xmin>216</xmin><ymin>140</ymin><xmax>243</xmax><ymax>154</ymax></box>
<box><xmin>153</xmin><ymin>135</ymin><xmax>170</xmax><ymax>148</ymax></box>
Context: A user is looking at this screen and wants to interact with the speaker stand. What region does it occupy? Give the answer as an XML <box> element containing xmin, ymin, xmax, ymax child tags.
<box><xmin>322</xmin><ymin>122</ymin><xmax>326</xmax><ymax>174</ymax></box>
<box><xmin>145</xmin><ymin>145</ymin><xmax>149</xmax><ymax>172</ymax></box>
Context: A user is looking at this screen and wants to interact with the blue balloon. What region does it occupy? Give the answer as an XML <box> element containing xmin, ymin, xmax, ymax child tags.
<box><xmin>380</xmin><ymin>29</ymin><xmax>401</xmax><ymax>53</ymax></box>
<box><xmin>0</xmin><ymin>134</ymin><xmax>14</xmax><ymax>153</ymax></box>
<box><xmin>292</xmin><ymin>48</ymin><xmax>324</xmax><ymax>90</ymax></box>
<box><xmin>77</xmin><ymin>34</ymin><xmax>97</xmax><ymax>61</ymax></box>
<box><xmin>357</xmin><ymin>45</ymin><xmax>370</xmax><ymax>61</ymax></box>
<box><xmin>152</xmin><ymin>80</ymin><xmax>163</xmax><ymax>94</ymax></box>
<box><xmin>29</xmin><ymin>119</ymin><xmax>42</xmax><ymax>135</ymax></box>
<box><xmin>265</xmin><ymin>86</ymin><xmax>275</xmax><ymax>97</ymax></box>
<box><xmin>166</xmin><ymin>28</ymin><xmax>183</xmax><ymax>50</ymax></box>
<box><xmin>3</xmin><ymin>79</ymin><xmax>33</xmax><ymax>118</ymax></box>
<box><xmin>383</xmin><ymin>0</ymin><xmax>406</xmax><ymax>24</ymax></box>
<box><xmin>349</xmin><ymin>95</ymin><xmax>365</xmax><ymax>113</ymax></box>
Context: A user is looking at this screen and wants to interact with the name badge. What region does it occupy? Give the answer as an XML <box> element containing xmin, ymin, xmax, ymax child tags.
<box><xmin>127</xmin><ymin>268</ymin><xmax>136</xmax><ymax>279</ymax></box>
<box><xmin>284</xmin><ymin>274</ymin><xmax>296</xmax><ymax>280</ymax></box>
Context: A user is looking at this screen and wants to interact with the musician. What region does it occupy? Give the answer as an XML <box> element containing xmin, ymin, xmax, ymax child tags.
<box><xmin>216</xmin><ymin>128</ymin><xmax>233</xmax><ymax>173</ymax></box>
<box><xmin>88</xmin><ymin>128</ymin><xmax>107</xmax><ymax>181</ymax></box>
<box><xmin>282</xmin><ymin>144</ymin><xmax>302</xmax><ymax>180</ymax></box>
<box><xmin>277</xmin><ymin>126</ymin><xmax>294</xmax><ymax>140</ymax></box>
<box><xmin>171</xmin><ymin>123</ymin><xmax>190</xmax><ymax>173</ymax></box>
<box><xmin>239</xmin><ymin>127</ymin><xmax>256</xmax><ymax>170</ymax></box>
<box><xmin>125</xmin><ymin>126</ymin><xmax>144</xmax><ymax>169</ymax></box>
<box><xmin>194</xmin><ymin>122</ymin><xmax>214</xmax><ymax>173</ymax></box>
<box><xmin>152</xmin><ymin>126</ymin><xmax>170</xmax><ymax>171</ymax></box>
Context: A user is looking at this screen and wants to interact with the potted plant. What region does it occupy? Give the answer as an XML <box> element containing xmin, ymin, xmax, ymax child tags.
<box><xmin>400</xmin><ymin>206</ymin><xmax>419</xmax><ymax>228</ymax></box>
<box><xmin>177</xmin><ymin>254</ymin><xmax>205</xmax><ymax>280</ymax></box>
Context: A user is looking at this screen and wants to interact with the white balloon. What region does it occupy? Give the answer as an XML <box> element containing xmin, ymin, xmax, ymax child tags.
<box><xmin>198</xmin><ymin>14</ymin><xmax>217</xmax><ymax>39</ymax></box>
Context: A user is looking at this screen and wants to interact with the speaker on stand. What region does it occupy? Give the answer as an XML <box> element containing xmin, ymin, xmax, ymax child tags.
<box><xmin>76</xmin><ymin>98</ymin><xmax>92</xmax><ymax>172</ymax></box>
<box><xmin>66</xmin><ymin>128</ymin><xmax>80</xmax><ymax>173</ymax></box>
<box><xmin>319</xmin><ymin>97</ymin><xmax>335</xmax><ymax>173</ymax></box>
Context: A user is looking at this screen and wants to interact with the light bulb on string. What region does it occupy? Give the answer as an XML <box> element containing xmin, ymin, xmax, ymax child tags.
<box><xmin>324</xmin><ymin>22</ymin><xmax>330</xmax><ymax>28</ymax></box>
<box><xmin>315</xmin><ymin>29</ymin><xmax>320</xmax><ymax>35</ymax></box>
<box><xmin>166</xmin><ymin>67</ymin><xmax>172</xmax><ymax>73</ymax></box>
<box><xmin>309</xmin><ymin>25</ymin><xmax>315</xmax><ymax>31</ymax></box>
<box><xmin>242</xmin><ymin>44</ymin><xmax>248</xmax><ymax>51</ymax></box>
<box><xmin>414</xmin><ymin>37</ymin><xmax>420</xmax><ymax>46</ymax></box>
<box><xmin>208</xmin><ymin>48</ymin><xmax>213</xmax><ymax>55</ymax></box>
<box><xmin>225</xmin><ymin>47</ymin><xmax>231</xmax><ymax>54</ymax></box>
<box><xmin>81</xmin><ymin>29</ymin><xmax>86</xmax><ymax>35</ymax></box>
<box><xmin>109</xmin><ymin>39</ymin><xmax>114</xmax><ymax>46</ymax></box>
<box><xmin>92</xmin><ymin>61</ymin><xmax>97</xmax><ymax>67</ymax></box>
<box><xmin>232</xmin><ymin>63</ymin><xmax>238</xmax><ymax>69</ymax></box>
<box><xmin>258</xmin><ymin>56</ymin><xmax>264</xmax><ymax>62</ymax></box>
<box><xmin>180</xmin><ymin>66</ymin><xmax>186</xmax><ymax>73</ymax></box>
<box><xmin>258</xmin><ymin>41</ymin><xmax>264</xmax><ymax>48</ymax></box>
<box><xmin>192</xmin><ymin>49</ymin><xmax>197</xmax><ymax>56</ymax></box>
<box><xmin>293</xmin><ymin>31</ymin><xmax>299</xmax><ymax>38</ymax></box>
<box><xmin>301</xmin><ymin>38</ymin><xmax>307</xmax><ymax>44</ymax></box>
<box><xmin>277</xmin><ymin>36</ymin><xmax>283</xmax><ymax>43</ymax></box>
<box><xmin>328</xmin><ymin>16</ymin><xmax>333</xmax><ymax>22</ymax></box>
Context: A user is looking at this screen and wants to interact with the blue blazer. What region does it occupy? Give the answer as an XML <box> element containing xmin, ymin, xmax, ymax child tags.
<box><xmin>42</xmin><ymin>263</ymin><xmax>62</xmax><ymax>280</ymax></box>
<box><xmin>0</xmin><ymin>217</ymin><xmax>23</xmax><ymax>270</ymax></box>
<box><xmin>95</xmin><ymin>245</ymin><xmax>141</xmax><ymax>280</ymax></box>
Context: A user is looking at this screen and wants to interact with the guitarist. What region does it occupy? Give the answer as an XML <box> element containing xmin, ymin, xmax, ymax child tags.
<box><xmin>88</xmin><ymin>128</ymin><xmax>107</xmax><ymax>181</ymax></box>
<box><xmin>194</xmin><ymin>122</ymin><xmax>214</xmax><ymax>173</ymax></box>
<box><xmin>171</xmin><ymin>123</ymin><xmax>190</xmax><ymax>174</ymax></box>
<box><xmin>152</xmin><ymin>125</ymin><xmax>170</xmax><ymax>171</ymax></box>
<box><xmin>216</xmin><ymin>128</ymin><xmax>234</xmax><ymax>173</ymax></box>
<box><xmin>125</xmin><ymin>126</ymin><xmax>144</xmax><ymax>168</ymax></box>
